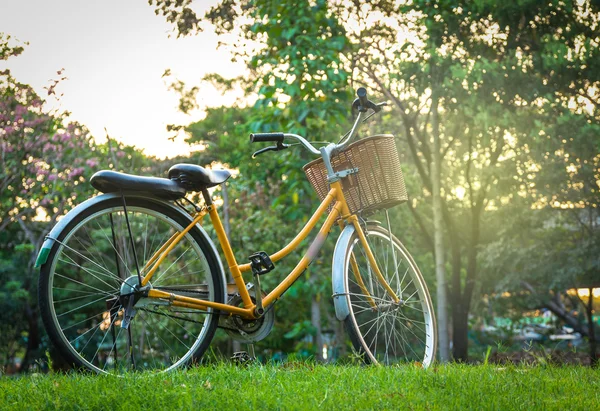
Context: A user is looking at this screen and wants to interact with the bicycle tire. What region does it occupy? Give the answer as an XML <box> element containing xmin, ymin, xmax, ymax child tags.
<box><xmin>39</xmin><ymin>196</ymin><xmax>225</xmax><ymax>374</ymax></box>
<box><xmin>341</xmin><ymin>223</ymin><xmax>437</xmax><ymax>367</ymax></box>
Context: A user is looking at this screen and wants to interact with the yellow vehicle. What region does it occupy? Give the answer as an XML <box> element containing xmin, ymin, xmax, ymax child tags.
<box><xmin>36</xmin><ymin>88</ymin><xmax>436</xmax><ymax>374</ymax></box>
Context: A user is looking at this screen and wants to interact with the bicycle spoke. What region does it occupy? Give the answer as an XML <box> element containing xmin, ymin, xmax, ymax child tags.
<box><xmin>56</xmin><ymin>294</ymin><xmax>114</xmax><ymax>318</ymax></box>
<box><xmin>58</xmin><ymin>254</ymin><xmax>119</xmax><ymax>290</ymax></box>
<box><xmin>96</xmin><ymin>218</ymin><xmax>131</xmax><ymax>278</ymax></box>
<box><xmin>54</xmin><ymin>272</ymin><xmax>118</xmax><ymax>298</ymax></box>
<box><xmin>153</xmin><ymin>246</ymin><xmax>192</xmax><ymax>285</ymax></box>
<box><xmin>104</xmin><ymin>323</ymin><xmax>124</xmax><ymax>372</ymax></box>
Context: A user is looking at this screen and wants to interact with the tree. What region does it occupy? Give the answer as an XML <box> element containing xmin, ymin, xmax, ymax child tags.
<box><xmin>151</xmin><ymin>1</ymin><xmax>600</xmax><ymax>362</ymax></box>
<box><xmin>0</xmin><ymin>69</ymin><xmax>96</xmax><ymax>369</ymax></box>
<box><xmin>482</xmin><ymin>98</ymin><xmax>600</xmax><ymax>365</ymax></box>
<box><xmin>340</xmin><ymin>0</ymin><xmax>600</xmax><ymax>361</ymax></box>
<box><xmin>0</xmin><ymin>33</ymin><xmax>174</xmax><ymax>370</ymax></box>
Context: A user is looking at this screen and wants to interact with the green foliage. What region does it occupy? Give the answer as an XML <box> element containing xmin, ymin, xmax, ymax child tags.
<box><xmin>242</xmin><ymin>0</ymin><xmax>350</xmax><ymax>136</ymax></box>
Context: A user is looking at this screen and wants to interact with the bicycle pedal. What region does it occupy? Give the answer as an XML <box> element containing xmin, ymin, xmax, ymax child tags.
<box><xmin>248</xmin><ymin>251</ymin><xmax>274</xmax><ymax>275</ymax></box>
<box><xmin>231</xmin><ymin>351</ymin><xmax>255</xmax><ymax>364</ymax></box>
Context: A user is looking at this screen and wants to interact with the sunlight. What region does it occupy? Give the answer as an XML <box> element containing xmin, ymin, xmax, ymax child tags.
<box><xmin>454</xmin><ymin>186</ymin><xmax>466</xmax><ymax>200</ymax></box>
<box><xmin>572</xmin><ymin>288</ymin><xmax>600</xmax><ymax>298</ymax></box>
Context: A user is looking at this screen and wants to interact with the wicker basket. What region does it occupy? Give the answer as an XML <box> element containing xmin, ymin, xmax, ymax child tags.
<box><xmin>303</xmin><ymin>134</ymin><xmax>408</xmax><ymax>216</ymax></box>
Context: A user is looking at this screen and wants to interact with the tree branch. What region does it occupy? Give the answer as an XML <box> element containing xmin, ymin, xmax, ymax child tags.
<box><xmin>521</xmin><ymin>281</ymin><xmax>589</xmax><ymax>337</ymax></box>
<box><xmin>359</xmin><ymin>62</ymin><xmax>433</xmax><ymax>191</ymax></box>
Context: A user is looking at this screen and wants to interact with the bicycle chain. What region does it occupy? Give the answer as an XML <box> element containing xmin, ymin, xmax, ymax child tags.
<box><xmin>138</xmin><ymin>307</ymin><xmax>240</xmax><ymax>332</ymax></box>
<box><xmin>153</xmin><ymin>286</ymin><xmax>209</xmax><ymax>295</ymax></box>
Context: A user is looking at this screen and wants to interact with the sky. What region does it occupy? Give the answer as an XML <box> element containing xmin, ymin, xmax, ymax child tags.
<box><xmin>0</xmin><ymin>0</ymin><xmax>245</xmax><ymax>158</ymax></box>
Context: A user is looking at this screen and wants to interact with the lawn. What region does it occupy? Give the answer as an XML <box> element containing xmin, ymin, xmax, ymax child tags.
<box><xmin>1</xmin><ymin>363</ymin><xmax>598</xmax><ymax>410</ymax></box>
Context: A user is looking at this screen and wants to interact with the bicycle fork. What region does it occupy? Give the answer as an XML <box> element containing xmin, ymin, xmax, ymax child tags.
<box><xmin>347</xmin><ymin>215</ymin><xmax>401</xmax><ymax>310</ymax></box>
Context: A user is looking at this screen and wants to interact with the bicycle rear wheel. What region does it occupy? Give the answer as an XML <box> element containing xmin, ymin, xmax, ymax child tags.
<box><xmin>341</xmin><ymin>224</ymin><xmax>436</xmax><ymax>367</ymax></box>
<box><xmin>39</xmin><ymin>196</ymin><xmax>224</xmax><ymax>374</ymax></box>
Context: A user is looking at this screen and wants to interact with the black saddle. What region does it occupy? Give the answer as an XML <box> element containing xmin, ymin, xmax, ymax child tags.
<box><xmin>90</xmin><ymin>171</ymin><xmax>186</xmax><ymax>200</ymax></box>
<box><xmin>168</xmin><ymin>163</ymin><xmax>231</xmax><ymax>191</ymax></box>
<box><xmin>90</xmin><ymin>164</ymin><xmax>231</xmax><ymax>200</ymax></box>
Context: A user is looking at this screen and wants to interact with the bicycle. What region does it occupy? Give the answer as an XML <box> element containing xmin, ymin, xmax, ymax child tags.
<box><xmin>36</xmin><ymin>88</ymin><xmax>437</xmax><ymax>374</ymax></box>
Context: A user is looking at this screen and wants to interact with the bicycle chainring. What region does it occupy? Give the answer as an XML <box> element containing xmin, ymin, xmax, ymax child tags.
<box><xmin>223</xmin><ymin>293</ymin><xmax>274</xmax><ymax>343</ymax></box>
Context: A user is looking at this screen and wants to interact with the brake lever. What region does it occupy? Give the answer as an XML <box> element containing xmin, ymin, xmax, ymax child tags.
<box><xmin>252</xmin><ymin>142</ymin><xmax>289</xmax><ymax>159</ymax></box>
<box><xmin>373</xmin><ymin>101</ymin><xmax>389</xmax><ymax>113</ymax></box>
<box><xmin>352</xmin><ymin>100</ymin><xmax>388</xmax><ymax>114</ymax></box>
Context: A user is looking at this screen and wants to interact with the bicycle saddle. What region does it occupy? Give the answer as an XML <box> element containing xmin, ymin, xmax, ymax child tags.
<box><xmin>168</xmin><ymin>163</ymin><xmax>231</xmax><ymax>191</ymax></box>
<box><xmin>90</xmin><ymin>170</ymin><xmax>186</xmax><ymax>200</ymax></box>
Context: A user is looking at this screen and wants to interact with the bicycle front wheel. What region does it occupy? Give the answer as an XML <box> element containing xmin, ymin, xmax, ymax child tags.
<box><xmin>39</xmin><ymin>196</ymin><xmax>225</xmax><ymax>374</ymax></box>
<box><xmin>342</xmin><ymin>224</ymin><xmax>436</xmax><ymax>367</ymax></box>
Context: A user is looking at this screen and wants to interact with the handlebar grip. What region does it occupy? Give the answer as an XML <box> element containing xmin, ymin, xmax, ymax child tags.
<box><xmin>249</xmin><ymin>132</ymin><xmax>285</xmax><ymax>143</ymax></box>
<box><xmin>357</xmin><ymin>87</ymin><xmax>368</xmax><ymax>108</ymax></box>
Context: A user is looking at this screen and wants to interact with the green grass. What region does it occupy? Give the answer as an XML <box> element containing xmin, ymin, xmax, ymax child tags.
<box><xmin>1</xmin><ymin>363</ymin><xmax>598</xmax><ymax>410</ymax></box>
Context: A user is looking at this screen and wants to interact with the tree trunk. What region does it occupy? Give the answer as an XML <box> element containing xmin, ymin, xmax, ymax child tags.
<box><xmin>311</xmin><ymin>294</ymin><xmax>323</xmax><ymax>361</ymax></box>
<box><xmin>587</xmin><ymin>287</ymin><xmax>597</xmax><ymax>367</ymax></box>
<box><xmin>325</xmin><ymin>309</ymin><xmax>346</xmax><ymax>361</ymax></box>
<box><xmin>19</xmin><ymin>303</ymin><xmax>40</xmax><ymax>372</ymax></box>
<box><xmin>452</xmin><ymin>304</ymin><xmax>469</xmax><ymax>361</ymax></box>
<box><xmin>431</xmin><ymin>85</ymin><xmax>450</xmax><ymax>362</ymax></box>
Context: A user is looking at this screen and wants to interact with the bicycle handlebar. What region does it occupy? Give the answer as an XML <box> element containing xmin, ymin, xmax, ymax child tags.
<box><xmin>250</xmin><ymin>88</ymin><xmax>382</xmax><ymax>157</ymax></box>
<box><xmin>249</xmin><ymin>132</ymin><xmax>285</xmax><ymax>143</ymax></box>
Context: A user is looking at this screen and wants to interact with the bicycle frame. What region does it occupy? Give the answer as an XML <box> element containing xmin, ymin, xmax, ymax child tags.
<box><xmin>141</xmin><ymin>180</ymin><xmax>399</xmax><ymax>320</ymax></box>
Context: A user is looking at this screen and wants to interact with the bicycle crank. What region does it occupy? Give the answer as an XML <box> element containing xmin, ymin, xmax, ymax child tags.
<box><xmin>221</xmin><ymin>285</ymin><xmax>275</xmax><ymax>343</ymax></box>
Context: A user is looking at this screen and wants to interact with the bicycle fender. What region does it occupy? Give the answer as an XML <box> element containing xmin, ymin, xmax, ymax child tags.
<box><xmin>331</xmin><ymin>223</ymin><xmax>356</xmax><ymax>321</ymax></box>
<box><xmin>35</xmin><ymin>193</ymin><xmax>228</xmax><ymax>305</ymax></box>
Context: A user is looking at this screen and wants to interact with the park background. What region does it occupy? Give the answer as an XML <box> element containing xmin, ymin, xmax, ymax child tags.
<box><xmin>1</xmin><ymin>0</ymin><xmax>599</xmax><ymax>373</ymax></box>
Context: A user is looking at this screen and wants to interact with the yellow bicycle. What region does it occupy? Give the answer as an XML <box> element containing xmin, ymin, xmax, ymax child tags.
<box><xmin>36</xmin><ymin>88</ymin><xmax>436</xmax><ymax>374</ymax></box>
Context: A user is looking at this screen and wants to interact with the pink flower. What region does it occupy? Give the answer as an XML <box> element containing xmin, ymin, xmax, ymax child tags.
<box><xmin>48</xmin><ymin>174</ymin><xmax>57</xmax><ymax>181</ymax></box>
<box><xmin>68</xmin><ymin>167</ymin><xmax>84</xmax><ymax>178</ymax></box>
<box><xmin>15</xmin><ymin>105</ymin><xmax>27</xmax><ymax>116</ymax></box>
<box><xmin>86</xmin><ymin>159</ymin><xmax>98</xmax><ymax>168</ymax></box>
<box><xmin>116</xmin><ymin>151</ymin><xmax>125</xmax><ymax>158</ymax></box>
